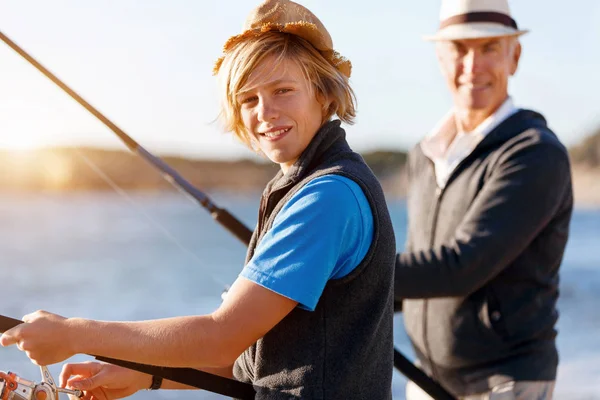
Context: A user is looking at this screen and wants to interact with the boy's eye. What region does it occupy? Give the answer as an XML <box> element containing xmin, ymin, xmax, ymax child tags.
<box><xmin>276</xmin><ymin>88</ymin><xmax>292</xmax><ymax>94</ymax></box>
<box><xmin>241</xmin><ymin>96</ymin><xmax>258</xmax><ymax>104</ymax></box>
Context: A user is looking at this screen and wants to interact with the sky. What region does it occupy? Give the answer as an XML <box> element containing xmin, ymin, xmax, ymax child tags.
<box><xmin>0</xmin><ymin>0</ymin><xmax>599</xmax><ymax>160</ymax></box>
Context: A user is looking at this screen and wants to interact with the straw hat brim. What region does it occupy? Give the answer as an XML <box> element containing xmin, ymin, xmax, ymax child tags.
<box><xmin>213</xmin><ymin>22</ymin><xmax>352</xmax><ymax>78</ymax></box>
<box><xmin>423</xmin><ymin>22</ymin><xmax>529</xmax><ymax>41</ymax></box>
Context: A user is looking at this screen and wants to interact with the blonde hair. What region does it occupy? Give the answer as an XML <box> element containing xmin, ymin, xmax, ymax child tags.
<box><xmin>217</xmin><ymin>32</ymin><xmax>356</xmax><ymax>147</ymax></box>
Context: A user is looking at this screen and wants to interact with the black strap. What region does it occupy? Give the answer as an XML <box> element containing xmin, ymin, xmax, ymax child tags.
<box><xmin>95</xmin><ymin>356</ymin><xmax>256</xmax><ymax>399</ymax></box>
<box><xmin>148</xmin><ymin>375</ymin><xmax>163</xmax><ymax>390</ymax></box>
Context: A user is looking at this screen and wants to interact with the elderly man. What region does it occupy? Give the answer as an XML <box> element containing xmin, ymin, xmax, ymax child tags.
<box><xmin>395</xmin><ymin>0</ymin><xmax>573</xmax><ymax>399</ymax></box>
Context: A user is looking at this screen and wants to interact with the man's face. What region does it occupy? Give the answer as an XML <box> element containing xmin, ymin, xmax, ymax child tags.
<box><xmin>436</xmin><ymin>36</ymin><xmax>521</xmax><ymax>117</ymax></box>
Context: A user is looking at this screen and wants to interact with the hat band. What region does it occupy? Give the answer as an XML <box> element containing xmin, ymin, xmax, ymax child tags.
<box><xmin>440</xmin><ymin>11</ymin><xmax>518</xmax><ymax>30</ymax></box>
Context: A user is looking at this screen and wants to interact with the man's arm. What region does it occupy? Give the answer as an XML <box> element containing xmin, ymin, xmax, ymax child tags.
<box><xmin>395</xmin><ymin>138</ymin><xmax>572</xmax><ymax>298</ymax></box>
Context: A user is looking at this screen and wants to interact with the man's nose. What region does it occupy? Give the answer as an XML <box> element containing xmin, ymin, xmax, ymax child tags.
<box><xmin>463</xmin><ymin>49</ymin><xmax>483</xmax><ymax>74</ymax></box>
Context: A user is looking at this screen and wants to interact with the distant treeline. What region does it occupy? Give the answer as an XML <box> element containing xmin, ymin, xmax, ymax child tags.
<box><xmin>1</xmin><ymin>127</ymin><xmax>598</xmax><ymax>197</ymax></box>
<box><xmin>0</xmin><ymin>147</ymin><xmax>408</xmax><ymax>194</ymax></box>
<box><xmin>570</xmin><ymin>127</ymin><xmax>600</xmax><ymax>167</ymax></box>
<box><xmin>0</xmin><ymin>147</ymin><xmax>276</xmax><ymax>192</ymax></box>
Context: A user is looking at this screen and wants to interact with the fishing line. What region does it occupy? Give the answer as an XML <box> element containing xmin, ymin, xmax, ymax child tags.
<box><xmin>72</xmin><ymin>147</ymin><xmax>232</xmax><ymax>289</ymax></box>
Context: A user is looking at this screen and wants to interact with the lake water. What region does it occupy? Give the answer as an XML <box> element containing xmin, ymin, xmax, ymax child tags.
<box><xmin>0</xmin><ymin>191</ymin><xmax>598</xmax><ymax>399</ymax></box>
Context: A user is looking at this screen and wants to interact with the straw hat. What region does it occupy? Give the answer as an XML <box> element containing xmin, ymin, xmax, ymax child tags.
<box><xmin>213</xmin><ymin>0</ymin><xmax>351</xmax><ymax>77</ymax></box>
<box><xmin>424</xmin><ymin>0</ymin><xmax>529</xmax><ymax>41</ymax></box>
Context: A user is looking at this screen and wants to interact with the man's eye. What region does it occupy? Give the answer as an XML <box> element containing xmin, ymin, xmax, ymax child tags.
<box><xmin>483</xmin><ymin>44</ymin><xmax>499</xmax><ymax>53</ymax></box>
<box><xmin>448</xmin><ymin>44</ymin><xmax>465</xmax><ymax>58</ymax></box>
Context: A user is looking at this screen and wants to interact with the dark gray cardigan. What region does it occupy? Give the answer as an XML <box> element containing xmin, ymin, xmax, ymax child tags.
<box><xmin>396</xmin><ymin>110</ymin><xmax>573</xmax><ymax>396</ymax></box>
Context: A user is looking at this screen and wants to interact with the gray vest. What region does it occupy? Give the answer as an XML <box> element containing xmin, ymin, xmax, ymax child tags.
<box><xmin>233</xmin><ymin>120</ymin><xmax>396</xmax><ymax>399</ymax></box>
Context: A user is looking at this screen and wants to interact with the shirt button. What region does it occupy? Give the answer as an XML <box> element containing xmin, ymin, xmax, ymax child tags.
<box><xmin>491</xmin><ymin>311</ymin><xmax>502</xmax><ymax>321</ymax></box>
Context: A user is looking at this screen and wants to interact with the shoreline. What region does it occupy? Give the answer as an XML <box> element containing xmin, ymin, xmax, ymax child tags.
<box><xmin>1</xmin><ymin>148</ymin><xmax>599</xmax><ymax>208</ymax></box>
<box><xmin>1</xmin><ymin>182</ymin><xmax>598</xmax><ymax>210</ymax></box>
<box><xmin>571</xmin><ymin>166</ymin><xmax>600</xmax><ymax>209</ymax></box>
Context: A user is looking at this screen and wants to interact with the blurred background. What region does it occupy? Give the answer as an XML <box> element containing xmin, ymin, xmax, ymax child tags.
<box><xmin>0</xmin><ymin>1</ymin><xmax>598</xmax><ymax>399</ymax></box>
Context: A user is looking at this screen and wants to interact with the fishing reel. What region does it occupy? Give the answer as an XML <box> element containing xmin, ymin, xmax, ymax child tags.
<box><xmin>0</xmin><ymin>366</ymin><xmax>82</xmax><ymax>400</ymax></box>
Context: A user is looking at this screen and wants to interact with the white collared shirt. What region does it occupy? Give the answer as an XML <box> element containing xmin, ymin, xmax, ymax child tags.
<box><xmin>421</xmin><ymin>97</ymin><xmax>518</xmax><ymax>188</ymax></box>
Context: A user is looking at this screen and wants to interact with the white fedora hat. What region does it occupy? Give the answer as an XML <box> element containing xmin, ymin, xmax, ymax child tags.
<box><xmin>424</xmin><ymin>0</ymin><xmax>529</xmax><ymax>41</ymax></box>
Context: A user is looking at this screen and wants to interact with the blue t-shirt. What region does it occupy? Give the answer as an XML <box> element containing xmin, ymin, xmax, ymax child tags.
<box><xmin>241</xmin><ymin>174</ymin><xmax>374</xmax><ymax>311</ymax></box>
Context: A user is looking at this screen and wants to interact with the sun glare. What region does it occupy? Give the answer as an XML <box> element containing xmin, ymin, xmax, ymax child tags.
<box><xmin>0</xmin><ymin>135</ymin><xmax>41</xmax><ymax>152</ymax></box>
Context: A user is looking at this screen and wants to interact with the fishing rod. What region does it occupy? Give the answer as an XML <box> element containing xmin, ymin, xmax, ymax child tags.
<box><xmin>0</xmin><ymin>30</ymin><xmax>251</xmax><ymax>247</ymax></box>
<box><xmin>0</xmin><ymin>30</ymin><xmax>456</xmax><ymax>400</ymax></box>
